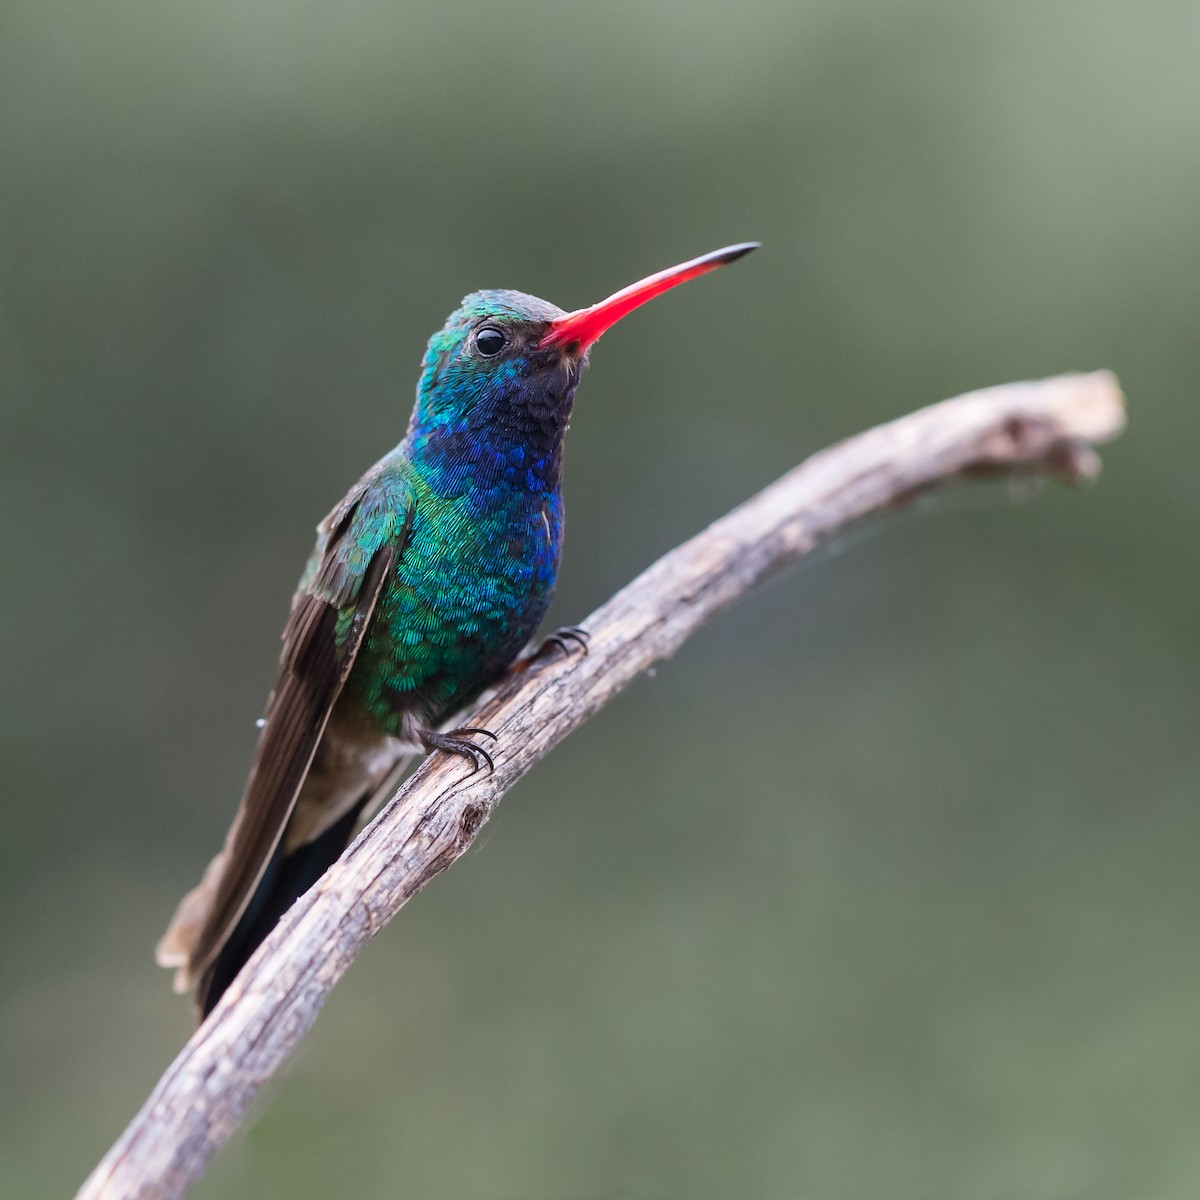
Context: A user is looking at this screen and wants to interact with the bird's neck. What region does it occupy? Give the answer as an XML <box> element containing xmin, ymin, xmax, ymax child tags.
<box><xmin>404</xmin><ymin>373</ymin><xmax>577</xmax><ymax>504</ymax></box>
<box><xmin>404</xmin><ymin>414</ymin><xmax>567</xmax><ymax>505</ymax></box>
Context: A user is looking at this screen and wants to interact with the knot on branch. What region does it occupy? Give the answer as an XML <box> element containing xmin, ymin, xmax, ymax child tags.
<box><xmin>458</xmin><ymin>803</ymin><xmax>487</xmax><ymax>843</ymax></box>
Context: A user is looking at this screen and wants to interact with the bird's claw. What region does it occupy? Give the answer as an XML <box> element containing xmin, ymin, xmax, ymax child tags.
<box><xmin>540</xmin><ymin>625</ymin><xmax>590</xmax><ymax>660</ymax></box>
<box><xmin>421</xmin><ymin>726</ymin><xmax>498</xmax><ymax>774</ymax></box>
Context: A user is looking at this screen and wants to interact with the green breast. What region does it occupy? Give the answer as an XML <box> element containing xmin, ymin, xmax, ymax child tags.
<box><xmin>344</xmin><ymin>475</ymin><xmax>562</xmax><ymax>733</ymax></box>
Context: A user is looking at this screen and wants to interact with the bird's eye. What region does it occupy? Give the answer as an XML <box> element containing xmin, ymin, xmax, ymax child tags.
<box><xmin>475</xmin><ymin>326</ymin><xmax>506</xmax><ymax>357</ymax></box>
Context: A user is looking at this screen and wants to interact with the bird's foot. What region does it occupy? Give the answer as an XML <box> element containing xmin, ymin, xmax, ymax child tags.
<box><xmin>538</xmin><ymin>625</ymin><xmax>590</xmax><ymax>660</ymax></box>
<box><xmin>420</xmin><ymin>726</ymin><xmax>498</xmax><ymax>774</ymax></box>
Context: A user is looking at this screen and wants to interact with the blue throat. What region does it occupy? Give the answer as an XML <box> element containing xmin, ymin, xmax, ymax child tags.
<box><xmin>406</xmin><ymin>358</ymin><xmax>581</xmax><ymax>510</ymax></box>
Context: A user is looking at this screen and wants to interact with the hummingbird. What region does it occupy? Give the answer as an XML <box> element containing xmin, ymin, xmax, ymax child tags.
<box><xmin>157</xmin><ymin>241</ymin><xmax>758</xmax><ymax>1017</ymax></box>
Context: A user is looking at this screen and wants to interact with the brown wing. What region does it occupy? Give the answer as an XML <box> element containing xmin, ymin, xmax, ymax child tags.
<box><xmin>157</xmin><ymin>474</ymin><xmax>411</xmax><ymax>992</ymax></box>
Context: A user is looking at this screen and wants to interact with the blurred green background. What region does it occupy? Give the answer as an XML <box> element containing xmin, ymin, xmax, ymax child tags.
<box><xmin>3</xmin><ymin>1</ymin><xmax>1198</xmax><ymax>1196</ymax></box>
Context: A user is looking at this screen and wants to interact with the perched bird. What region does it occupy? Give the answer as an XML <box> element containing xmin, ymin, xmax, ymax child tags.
<box><xmin>157</xmin><ymin>242</ymin><xmax>758</xmax><ymax>1017</ymax></box>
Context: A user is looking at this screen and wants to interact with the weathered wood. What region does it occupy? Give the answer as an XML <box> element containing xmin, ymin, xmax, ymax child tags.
<box><xmin>78</xmin><ymin>371</ymin><xmax>1126</xmax><ymax>1200</ymax></box>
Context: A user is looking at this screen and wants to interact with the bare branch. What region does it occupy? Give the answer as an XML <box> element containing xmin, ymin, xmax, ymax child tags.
<box><xmin>78</xmin><ymin>372</ymin><xmax>1126</xmax><ymax>1200</ymax></box>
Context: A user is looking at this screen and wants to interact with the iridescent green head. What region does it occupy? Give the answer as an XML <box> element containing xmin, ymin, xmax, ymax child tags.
<box><xmin>408</xmin><ymin>290</ymin><xmax>580</xmax><ymax>462</ymax></box>
<box><xmin>404</xmin><ymin>243</ymin><xmax>759</xmax><ymax>475</ymax></box>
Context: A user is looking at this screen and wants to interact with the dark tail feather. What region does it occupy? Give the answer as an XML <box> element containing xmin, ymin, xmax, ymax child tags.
<box><xmin>197</xmin><ymin>799</ymin><xmax>367</xmax><ymax>1018</ymax></box>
